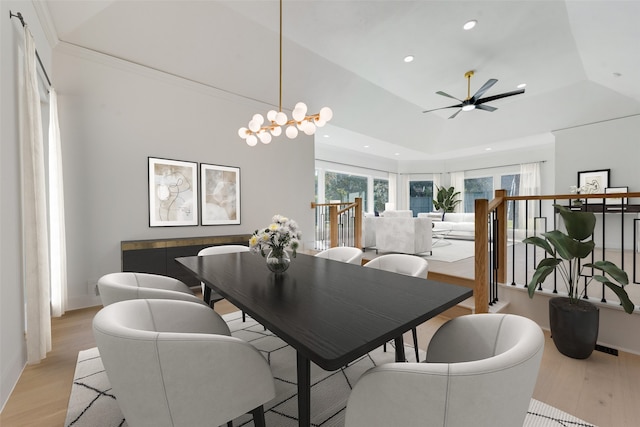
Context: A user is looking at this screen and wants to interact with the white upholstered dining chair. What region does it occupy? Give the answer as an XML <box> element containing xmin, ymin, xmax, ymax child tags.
<box><xmin>93</xmin><ymin>299</ymin><xmax>276</xmax><ymax>427</ymax></box>
<box><xmin>345</xmin><ymin>313</ymin><xmax>545</xmax><ymax>427</ymax></box>
<box><xmin>97</xmin><ymin>272</ymin><xmax>207</xmax><ymax>307</ymax></box>
<box><xmin>364</xmin><ymin>254</ymin><xmax>429</xmax><ymax>362</ymax></box>
<box><xmin>363</xmin><ymin>253</ymin><xmax>428</xmax><ymax>278</ymax></box>
<box><xmin>198</xmin><ymin>244</ymin><xmax>250</xmax><ymax>319</ymax></box>
<box><xmin>315</xmin><ymin>246</ymin><xmax>364</xmax><ymax>265</ymax></box>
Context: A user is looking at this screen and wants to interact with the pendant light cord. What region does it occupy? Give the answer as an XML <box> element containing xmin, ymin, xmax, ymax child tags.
<box><xmin>279</xmin><ymin>0</ymin><xmax>283</xmax><ymax>112</ymax></box>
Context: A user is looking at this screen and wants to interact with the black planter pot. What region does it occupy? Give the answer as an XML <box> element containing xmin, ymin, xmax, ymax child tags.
<box><xmin>549</xmin><ymin>297</ymin><xmax>599</xmax><ymax>359</ymax></box>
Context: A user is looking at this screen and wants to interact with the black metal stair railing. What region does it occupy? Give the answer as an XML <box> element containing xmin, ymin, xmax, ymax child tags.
<box><xmin>483</xmin><ymin>192</ymin><xmax>640</xmax><ymax>310</ymax></box>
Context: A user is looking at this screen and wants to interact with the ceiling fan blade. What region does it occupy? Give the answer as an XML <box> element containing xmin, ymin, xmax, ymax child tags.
<box><xmin>436</xmin><ymin>91</ymin><xmax>463</xmax><ymax>102</ymax></box>
<box><xmin>470</xmin><ymin>79</ymin><xmax>498</xmax><ymax>102</ymax></box>
<box><xmin>476</xmin><ymin>88</ymin><xmax>525</xmax><ymax>105</ymax></box>
<box><xmin>448</xmin><ymin>109</ymin><xmax>463</xmax><ymax>119</ymax></box>
<box><xmin>475</xmin><ymin>104</ymin><xmax>497</xmax><ymax>112</ymax></box>
<box><xmin>422</xmin><ymin>103</ymin><xmax>463</xmax><ymax>113</ymax></box>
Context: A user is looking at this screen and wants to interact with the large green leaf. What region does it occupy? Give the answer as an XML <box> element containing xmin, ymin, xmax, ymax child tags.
<box><xmin>527</xmin><ymin>259</ymin><xmax>560</xmax><ymax>298</ymax></box>
<box><xmin>543</xmin><ymin>230</ymin><xmax>594</xmax><ymax>259</ymax></box>
<box><xmin>522</xmin><ymin>236</ymin><xmax>554</xmax><ymax>256</ymax></box>
<box><xmin>591</xmin><ymin>275</ymin><xmax>636</xmax><ymax>314</ymax></box>
<box><xmin>585</xmin><ymin>260</ymin><xmax>629</xmax><ymax>285</ymax></box>
<box><xmin>557</xmin><ymin>205</ymin><xmax>596</xmax><ymax>241</ymax></box>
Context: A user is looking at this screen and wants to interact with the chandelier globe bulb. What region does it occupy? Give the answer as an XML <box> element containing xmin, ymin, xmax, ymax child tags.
<box><xmin>286</xmin><ymin>125</ymin><xmax>298</xmax><ymax>139</ymax></box>
<box><xmin>275</xmin><ymin>111</ymin><xmax>287</xmax><ymax>125</ymax></box>
<box><xmin>319</xmin><ymin>107</ymin><xmax>333</xmax><ymax>122</ymax></box>
<box><xmin>246</xmin><ymin>134</ymin><xmax>258</xmax><ymax>146</ymax></box>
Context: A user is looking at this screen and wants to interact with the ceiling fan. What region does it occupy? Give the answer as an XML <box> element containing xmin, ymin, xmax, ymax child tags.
<box><xmin>422</xmin><ymin>70</ymin><xmax>525</xmax><ymax>119</ymax></box>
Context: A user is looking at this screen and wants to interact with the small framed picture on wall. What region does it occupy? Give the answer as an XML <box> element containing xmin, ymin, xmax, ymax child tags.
<box><xmin>577</xmin><ymin>169</ymin><xmax>610</xmax><ymax>205</ymax></box>
<box><xmin>200</xmin><ymin>163</ymin><xmax>241</xmax><ymax>225</ymax></box>
<box><xmin>148</xmin><ymin>157</ymin><xmax>198</xmax><ymax>226</ymax></box>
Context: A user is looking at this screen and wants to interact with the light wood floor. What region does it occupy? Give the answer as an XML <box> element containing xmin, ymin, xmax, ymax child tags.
<box><xmin>3</xmin><ymin>297</ymin><xmax>640</xmax><ymax>426</ymax></box>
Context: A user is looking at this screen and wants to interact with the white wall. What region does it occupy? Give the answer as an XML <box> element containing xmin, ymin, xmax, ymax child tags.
<box><xmin>502</xmin><ymin>115</ymin><xmax>640</xmax><ymax>355</ymax></box>
<box><xmin>54</xmin><ymin>43</ymin><xmax>316</xmax><ymax>309</ymax></box>
<box><xmin>554</xmin><ymin>115</ymin><xmax>640</xmax><ymax>193</ymax></box>
<box><xmin>1</xmin><ymin>13</ymin><xmax>315</xmax><ymax>409</ymax></box>
<box><xmin>1</xmin><ymin>0</ymin><xmax>53</xmax><ymax>410</ymax></box>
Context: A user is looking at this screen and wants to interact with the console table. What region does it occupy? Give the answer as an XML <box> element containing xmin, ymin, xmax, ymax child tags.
<box><xmin>121</xmin><ymin>234</ymin><xmax>251</xmax><ymax>287</ymax></box>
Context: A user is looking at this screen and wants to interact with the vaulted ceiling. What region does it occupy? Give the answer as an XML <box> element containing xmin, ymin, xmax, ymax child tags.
<box><xmin>44</xmin><ymin>0</ymin><xmax>640</xmax><ymax>160</ymax></box>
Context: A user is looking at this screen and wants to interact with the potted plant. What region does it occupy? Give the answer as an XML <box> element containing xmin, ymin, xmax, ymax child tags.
<box><xmin>524</xmin><ymin>204</ymin><xmax>635</xmax><ymax>359</ymax></box>
<box><xmin>433</xmin><ymin>185</ymin><xmax>461</xmax><ymax>220</ymax></box>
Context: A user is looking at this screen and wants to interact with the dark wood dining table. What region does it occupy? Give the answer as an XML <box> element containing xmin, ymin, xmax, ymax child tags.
<box><xmin>175</xmin><ymin>251</ymin><xmax>472</xmax><ymax>427</ymax></box>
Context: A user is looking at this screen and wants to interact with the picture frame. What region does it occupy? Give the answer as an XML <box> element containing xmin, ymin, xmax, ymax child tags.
<box><xmin>577</xmin><ymin>169</ymin><xmax>610</xmax><ymax>205</ymax></box>
<box><xmin>605</xmin><ymin>186</ymin><xmax>628</xmax><ymax>206</ymax></box>
<box><xmin>148</xmin><ymin>157</ymin><xmax>198</xmax><ymax>227</ymax></box>
<box><xmin>200</xmin><ymin>163</ymin><xmax>240</xmax><ymax>225</ymax></box>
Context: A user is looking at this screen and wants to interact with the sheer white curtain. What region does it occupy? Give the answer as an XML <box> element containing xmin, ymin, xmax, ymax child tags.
<box><xmin>20</xmin><ymin>26</ymin><xmax>52</xmax><ymax>363</ymax></box>
<box><xmin>519</xmin><ymin>162</ymin><xmax>541</xmax><ymax>237</ymax></box>
<box><xmin>49</xmin><ymin>88</ymin><xmax>67</xmax><ymax>317</ymax></box>
<box><xmin>450</xmin><ymin>171</ymin><xmax>465</xmax><ymax>213</ymax></box>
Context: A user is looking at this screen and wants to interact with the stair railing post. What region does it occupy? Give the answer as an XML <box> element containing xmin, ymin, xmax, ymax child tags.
<box><xmin>354</xmin><ymin>198</ymin><xmax>363</xmax><ymax>249</ymax></box>
<box><xmin>495</xmin><ymin>189</ymin><xmax>508</xmax><ymax>284</ymax></box>
<box><xmin>475</xmin><ymin>199</ymin><xmax>489</xmax><ymax>314</ymax></box>
<box><xmin>329</xmin><ymin>204</ymin><xmax>339</xmax><ymax>248</ymax></box>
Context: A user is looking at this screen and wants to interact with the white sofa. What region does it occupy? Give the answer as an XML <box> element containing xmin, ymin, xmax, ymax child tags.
<box><xmin>418</xmin><ymin>212</ymin><xmax>475</xmax><ymax>239</ymax></box>
<box><xmin>363</xmin><ymin>210</ymin><xmax>414</xmax><ymax>250</ymax></box>
<box><xmin>381</xmin><ymin>210</ymin><xmax>413</xmax><ymax>218</ymax></box>
<box><xmin>375</xmin><ymin>216</ymin><xmax>432</xmax><ymax>254</ymax></box>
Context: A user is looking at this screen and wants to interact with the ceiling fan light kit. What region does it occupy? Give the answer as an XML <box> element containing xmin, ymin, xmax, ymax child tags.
<box><xmin>423</xmin><ymin>69</ymin><xmax>525</xmax><ymax>119</ymax></box>
<box><xmin>239</xmin><ymin>0</ymin><xmax>332</xmax><ymax>146</ymax></box>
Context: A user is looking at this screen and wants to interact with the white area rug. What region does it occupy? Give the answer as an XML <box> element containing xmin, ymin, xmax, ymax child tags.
<box><xmin>421</xmin><ymin>238</ymin><xmax>477</xmax><ymax>262</ymax></box>
<box><xmin>65</xmin><ymin>311</ymin><xmax>596</xmax><ymax>427</ymax></box>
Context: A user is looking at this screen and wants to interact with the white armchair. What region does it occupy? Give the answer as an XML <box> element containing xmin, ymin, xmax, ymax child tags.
<box><xmin>344</xmin><ymin>313</ymin><xmax>544</xmax><ymax>427</ymax></box>
<box><xmin>315</xmin><ymin>246</ymin><xmax>363</xmax><ymax>265</ymax></box>
<box><xmin>97</xmin><ymin>272</ymin><xmax>207</xmax><ymax>307</ymax></box>
<box><xmin>375</xmin><ymin>216</ymin><xmax>432</xmax><ymax>254</ymax></box>
<box><xmin>93</xmin><ymin>299</ymin><xmax>276</xmax><ymax>427</ymax></box>
<box><xmin>364</xmin><ymin>254</ymin><xmax>429</xmax><ymax>362</ymax></box>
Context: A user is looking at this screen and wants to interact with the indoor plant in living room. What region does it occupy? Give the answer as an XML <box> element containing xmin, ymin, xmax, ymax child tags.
<box><xmin>524</xmin><ymin>205</ymin><xmax>635</xmax><ymax>359</ymax></box>
<box><xmin>433</xmin><ymin>185</ymin><xmax>461</xmax><ymax>220</ymax></box>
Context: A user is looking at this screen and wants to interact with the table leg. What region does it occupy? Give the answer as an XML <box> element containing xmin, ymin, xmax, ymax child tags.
<box><xmin>203</xmin><ymin>285</ymin><xmax>211</xmax><ymax>306</ymax></box>
<box><xmin>394</xmin><ymin>337</ymin><xmax>406</xmax><ymax>362</ymax></box>
<box><xmin>296</xmin><ymin>353</ymin><xmax>311</xmax><ymax>427</ymax></box>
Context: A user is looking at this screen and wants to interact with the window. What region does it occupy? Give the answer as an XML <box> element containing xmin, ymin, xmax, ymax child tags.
<box><xmin>373</xmin><ymin>178</ymin><xmax>388</xmax><ymax>214</ymax></box>
<box><xmin>463</xmin><ymin>177</ymin><xmax>493</xmax><ymax>212</ymax></box>
<box><xmin>501</xmin><ymin>173</ymin><xmax>520</xmax><ymax>228</ymax></box>
<box><xmin>409</xmin><ymin>180</ymin><xmax>433</xmax><ymax>215</ymax></box>
<box><xmin>325</xmin><ymin>172</ymin><xmax>368</xmax><ymax>206</ymax></box>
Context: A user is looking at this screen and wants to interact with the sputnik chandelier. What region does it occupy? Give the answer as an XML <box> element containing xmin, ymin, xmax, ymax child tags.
<box><xmin>238</xmin><ymin>0</ymin><xmax>332</xmax><ymax>146</ymax></box>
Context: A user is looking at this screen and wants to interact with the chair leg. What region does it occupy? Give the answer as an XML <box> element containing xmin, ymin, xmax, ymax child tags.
<box><xmin>250</xmin><ymin>405</ymin><xmax>266</xmax><ymax>427</ymax></box>
<box><xmin>227</xmin><ymin>422</ymin><xmax>233</xmax><ymax>427</ymax></box>
<box><xmin>412</xmin><ymin>328</ymin><xmax>420</xmax><ymax>362</ymax></box>
<box><xmin>242</xmin><ymin>311</ymin><xmax>246</xmax><ymax>322</ymax></box>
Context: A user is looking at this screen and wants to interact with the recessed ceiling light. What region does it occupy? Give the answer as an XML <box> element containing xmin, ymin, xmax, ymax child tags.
<box><xmin>323</xmin><ymin>134</ymin><xmax>330</xmax><ymax>138</ymax></box>
<box><xmin>463</xmin><ymin>20</ymin><xmax>477</xmax><ymax>30</ymax></box>
<box><xmin>485</xmin><ymin>147</ymin><xmax>493</xmax><ymax>151</ymax></box>
<box><xmin>363</xmin><ymin>145</ymin><xmax>370</xmax><ymax>148</ymax></box>
<box><xmin>394</xmin><ymin>152</ymin><xmax>400</xmax><ymax>156</ymax></box>
<box><xmin>404</xmin><ymin>55</ymin><xmax>414</xmax><ymax>63</ymax></box>
<box><xmin>517</xmin><ymin>83</ymin><xmax>527</xmax><ymax>89</ymax></box>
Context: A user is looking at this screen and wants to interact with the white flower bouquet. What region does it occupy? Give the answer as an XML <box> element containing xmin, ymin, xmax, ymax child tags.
<box><xmin>249</xmin><ymin>214</ymin><xmax>302</xmax><ymax>258</ymax></box>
